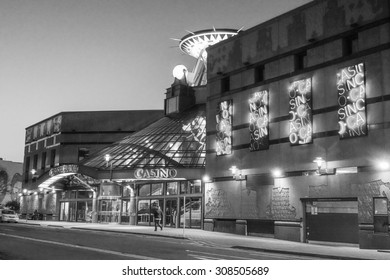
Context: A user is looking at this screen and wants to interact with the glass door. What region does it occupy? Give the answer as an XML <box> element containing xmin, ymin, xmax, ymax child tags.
<box><xmin>190</xmin><ymin>198</ymin><xmax>202</xmax><ymax>228</ymax></box>
<box><xmin>179</xmin><ymin>197</ymin><xmax>202</xmax><ymax>229</ymax></box>
<box><xmin>60</xmin><ymin>202</ymin><xmax>69</xmax><ymax>221</ymax></box>
<box><xmin>165</xmin><ymin>199</ymin><xmax>178</xmax><ymax>227</ymax></box>
<box><xmin>69</xmin><ymin>201</ymin><xmax>77</xmax><ymax>222</ymax></box>
<box><xmin>76</xmin><ymin>201</ymin><xmax>92</xmax><ymax>222</ymax></box>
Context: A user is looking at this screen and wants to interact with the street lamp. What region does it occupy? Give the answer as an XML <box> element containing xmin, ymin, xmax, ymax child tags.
<box><xmin>272</xmin><ymin>169</ymin><xmax>283</xmax><ymax>178</ymax></box>
<box><xmin>31</xmin><ymin>169</ymin><xmax>38</xmax><ymax>181</ymax></box>
<box><xmin>313</xmin><ymin>157</ymin><xmax>325</xmax><ymax>175</ymax></box>
<box><xmin>105</xmin><ymin>154</ymin><xmax>113</xmax><ymax>180</ymax></box>
<box><xmin>202</xmin><ymin>175</ymin><xmax>212</xmax><ymax>183</ymax></box>
<box><xmin>230</xmin><ymin>166</ymin><xmax>245</xmax><ymax>181</ymax></box>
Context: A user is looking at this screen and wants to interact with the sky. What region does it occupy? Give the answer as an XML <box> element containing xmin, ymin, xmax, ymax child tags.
<box><xmin>0</xmin><ymin>0</ymin><xmax>311</xmax><ymax>163</ymax></box>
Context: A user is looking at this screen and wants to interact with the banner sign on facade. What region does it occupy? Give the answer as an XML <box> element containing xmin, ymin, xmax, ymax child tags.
<box><xmin>289</xmin><ymin>78</ymin><xmax>313</xmax><ymax>145</ymax></box>
<box><xmin>25</xmin><ymin>115</ymin><xmax>62</xmax><ymax>143</ymax></box>
<box><xmin>249</xmin><ymin>90</ymin><xmax>269</xmax><ymax>151</ymax></box>
<box><xmin>337</xmin><ymin>62</ymin><xmax>366</xmax><ymax>139</ymax></box>
<box><xmin>216</xmin><ymin>100</ymin><xmax>233</xmax><ymax>155</ymax></box>
<box><xmin>49</xmin><ymin>164</ymin><xmax>79</xmax><ymax>177</ymax></box>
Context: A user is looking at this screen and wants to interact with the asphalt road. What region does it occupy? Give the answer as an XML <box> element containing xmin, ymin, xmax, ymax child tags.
<box><xmin>0</xmin><ymin>223</ymin><xmax>321</xmax><ymax>260</ymax></box>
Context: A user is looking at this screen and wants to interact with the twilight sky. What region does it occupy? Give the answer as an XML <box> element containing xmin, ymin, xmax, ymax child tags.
<box><xmin>0</xmin><ymin>0</ymin><xmax>311</xmax><ymax>163</ymax></box>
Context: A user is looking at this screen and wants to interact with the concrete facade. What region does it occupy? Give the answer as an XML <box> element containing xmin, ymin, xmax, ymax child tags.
<box><xmin>205</xmin><ymin>0</ymin><xmax>390</xmax><ymax>249</ymax></box>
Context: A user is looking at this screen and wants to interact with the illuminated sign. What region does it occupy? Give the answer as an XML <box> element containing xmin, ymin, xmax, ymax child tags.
<box><xmin>49</xmin><ymin>164</ymin><xmax>79</xmax><ymax>177</ymax></box>
<box><xmin>249</xmin><ymin>90</ymin><xmax>269</xmax><ymax>151</ymax></box>
<box><xmin>337</xmin><ymin>63</ymin><xmax>366</xmax><ymax>139</ymax></box>
<box><xmin>134</xmin><ymin>168</ymin><xmax>177</xmax><ymax>179</ymax></box>
<box><xmin>182</xmin><ymin>115</ymin><xmax>206</xmax><ymax>151</ymax></box>
<box><xmin>289</xmin><ymin>78</ymin><xmax>312</xmax><ymax>145</ymax></box>
<box><xmin>216</xmin><ymin>100</ymin><xmax>233</xmax><ymax>155</ymax></box>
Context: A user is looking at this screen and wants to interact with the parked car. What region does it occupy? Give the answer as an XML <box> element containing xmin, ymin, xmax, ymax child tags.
<box><xmin>0</xmin><ymin>209</ymin><xmax>19</xmax><ymax>223</ymax></box>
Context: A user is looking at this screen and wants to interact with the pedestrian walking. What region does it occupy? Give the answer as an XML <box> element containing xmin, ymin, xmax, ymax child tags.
<box><xmin>153</xmin><ymin>205</ymin><xmax>163</xmax><ymax>231</ymax></box>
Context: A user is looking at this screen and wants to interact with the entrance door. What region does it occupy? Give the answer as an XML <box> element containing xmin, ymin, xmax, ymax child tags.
<box><xmin>69</xmin><ymin>202</ymin><xmax>77</xmax><ymax>222</ymax></box>
<box><xmin>99</xmin><ymin>199</ymin><xmax>121</xmax><ymax>223</ymax></box>
<box><xmin>76</xmin><ymin>201</ymin><xmax>92</xmax><ymax>222</ymax></box>
<box><xmin>165</xmin><ymin>199</ymin><xmax>178</xmax><ymax>227</ymax></box>
<box><xmin>60</xmin><ymin>202</ymin><xmax>69</xmax><ymax>221</ymax></box>
<box><xmin>179</xmin><ymin>197</ymin><xmax>202</xmax><ymax>229</ymax></box>
<box><xmin>305</xmin><ymin>199</ymin><xmax>358</xmax><ymax>244</ymax></box>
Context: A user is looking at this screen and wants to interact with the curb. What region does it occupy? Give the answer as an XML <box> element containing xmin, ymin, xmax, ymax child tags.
<box><xmin>232</xmin><ymin>246</ymin><xmax>366</xmax><ymax>260</ymax></box>
<box><xmin>71</xmin><ymin>227</ymin><xmax>189</xmax><ymax>240</ymax></box>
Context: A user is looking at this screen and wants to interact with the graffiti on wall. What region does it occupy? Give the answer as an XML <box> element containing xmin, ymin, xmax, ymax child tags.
<box><xmin>266</xmin><ymin>187</ymin><xmax>297</xmax><ymax>220</ymax></box>
<box><xmin>205</xmin><ymin>187</ymin><xmax>234</xmax><ymax>217</ymax></box>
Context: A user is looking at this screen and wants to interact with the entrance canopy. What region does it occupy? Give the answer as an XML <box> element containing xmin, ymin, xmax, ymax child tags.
<box><xmin>81</xmin><ymin>105</ymin><xmax>206</xmax><ymax>171</ymax></box>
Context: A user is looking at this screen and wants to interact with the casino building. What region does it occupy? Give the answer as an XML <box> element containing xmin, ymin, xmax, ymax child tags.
<box><xmin>21</xmin><ymin>29</ymin><xmax>238</xmax><ymax>229</ymax></box>
<box><xmin>204</xmin><ymin>0</ymin><xmax>390</xmax><ymax>248</ymax></box>
<box><xmin>77</xmin><ymin>29</ymin><xmax>239</xmax><ymax>228</ymax></box>
<box><xmin>20</xmin><ymin>0</ymin><xmax>390</xmax><ymax>249</ymax></box>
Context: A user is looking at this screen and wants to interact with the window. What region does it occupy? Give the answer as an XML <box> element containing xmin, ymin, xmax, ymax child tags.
<box><xmin>343</xmin><ymin>34</ymin><xmax>358</xmax><ymax>56</ymax></box>
<box><xmin>255</xmin><ymin>65</ymin><xmax>265</xmax><ymax>82</ymax></box>
<box><xmin>373</xmin><ymin>197</ymin><xmax>388</xmax><ymax>233</ymax></box>
<box><xmin>78</xmin><ymin>148</ymin><xmax>89</xmax><ymax>162</ymax></box>
<box><xmin>138</xmin><ymin>184</ymin><xmax>151</xmax><ymax>196</ymax></box>
<box><xmin>191</xmin><ymin>180</ymin><xmax>202</xmax><ymax>193</ymax></box>
<box><xmin>295</xmin><ymin>51</ymin><xmax>307</xmax><ymax>71</ymax></box>
<box><xmin>33</xmin><ymin>154</ymin><xmax>38</xmax><ymax>170</ymax></box>
<box><xmin>151</xmin><ymin>183</ymin><xmax>163</xmax><ymax>196</ymax></box>
<box><xmin>221</xmin><ymin>76</ymin><xmax>230</xmax><ymax>93</ymax></box>
<box><xmin>50</xmin><ymin>149</ymin><xmax>56</xmax><ymax>167</ymax></box>
<box><xmin>24</xmin><ymin>156</ymin><xmax>30</xmax><ymax>182</ymax></box>
<box><xmin>166</xmin><ymin>182</ymin><xmax>178</xmax><ymax>195</ymax></box>
<box><xmin>41</xmin><ymin>152</ymin><xmax>46</xmax><ymax>171</ymax></box>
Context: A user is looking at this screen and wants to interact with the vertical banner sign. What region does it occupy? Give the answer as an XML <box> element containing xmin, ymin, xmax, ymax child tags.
<box><xmin>249</xmin><ymin>90</ymin><xmax>269</xmax><ymax>151</ymax></box>
<box><xmin>216</xmin><ymin>100</ymin><xmax>233</xmax><ymax>155</ymax></box>
<box><xmin>337</xmin><ymin>63</ymin><xmax>366</xmax><ymax>139</ymax></box>
<box><xmin>289</xmin><ymin>78</ymin><xmax>313</xmax><ymax>145</ymax></box>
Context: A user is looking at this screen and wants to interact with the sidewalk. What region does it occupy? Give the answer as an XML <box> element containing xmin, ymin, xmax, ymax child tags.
<box><xmin>18</xmin><ymin>220</ymin><xmax>390</xmax><ymax>260</ymax></box>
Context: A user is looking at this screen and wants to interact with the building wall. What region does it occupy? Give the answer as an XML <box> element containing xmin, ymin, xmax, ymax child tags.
<box><xmin>207</xmin><ymin>0</ymin><xmax>389</xmax><ymax>79</ymax></box>
<box><xmin>0</xmin><ymin>159</ymin><xmax>23</xmax><ymax>206</ymax></box>
<box><xmin>21</xmin><ymin>110</ymin><xmax>164</xmax><ymax>216</ymax></box>
<box><xmin>205</xmin><ymin>0</ymin><xmax>390</xmax><ymax>248</ymax></box>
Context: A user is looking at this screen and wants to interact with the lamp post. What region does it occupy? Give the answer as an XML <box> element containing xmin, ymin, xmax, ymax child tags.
<box><xmin>104</xmin><ymin>154</ymin><xmax>113</xmax><ymax>180</ymax></box>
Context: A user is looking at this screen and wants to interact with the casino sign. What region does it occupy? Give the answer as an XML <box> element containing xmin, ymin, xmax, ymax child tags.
<box><xmin>134</xmin><ymin>168</ymin><xmax>178</xmax><ymax>179</ymax></box>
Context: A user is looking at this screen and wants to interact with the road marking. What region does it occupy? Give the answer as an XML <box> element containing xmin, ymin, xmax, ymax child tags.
<box><xmin>188</xmin><ymin>254</ymin><xmax>220</xmax><ymax>260</ymax></box>
<box><xmin>0</xmin><ymin>232</ymin><xmax>156</xmax><ymax>260</ymax></box>
<box><xmin>186</xmin><ymin>249</ymin><xmax>251</xmax><ymax>260</ymax></box>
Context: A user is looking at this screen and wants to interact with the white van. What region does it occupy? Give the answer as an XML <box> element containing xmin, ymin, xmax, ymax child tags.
<box><xmin>0</xmin><ymin>209</ymin><xmax>19</xmax><ymax>223</ymax></box>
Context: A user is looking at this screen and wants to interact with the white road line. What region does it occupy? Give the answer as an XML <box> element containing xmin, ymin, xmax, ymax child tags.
<box><xmin>0</xmin><ymin>232</ymin><xmax>156</xmax><ymax>260</ymax></box>
<box><xmin>188</xmin><ymin>254</ymin><xmax>221</xmax><ymax>260</ymax></box>
<box><xmin>186</xmin><ymin>249</ymin><xmax>251</xmax><ymax>260</ymax></box>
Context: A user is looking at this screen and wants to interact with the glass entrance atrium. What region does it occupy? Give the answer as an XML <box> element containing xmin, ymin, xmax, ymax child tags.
<box><xmin>83</xmin><ymin>105</ymin><xmax>206</xmax><ymax>170</ymax></box>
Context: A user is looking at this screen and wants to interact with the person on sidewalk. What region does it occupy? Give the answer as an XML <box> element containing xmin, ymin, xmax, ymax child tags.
<box><xmin>153</xmin><ymin>205</ymin><xmax>163</xmax><ymax>231</ymax></box>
